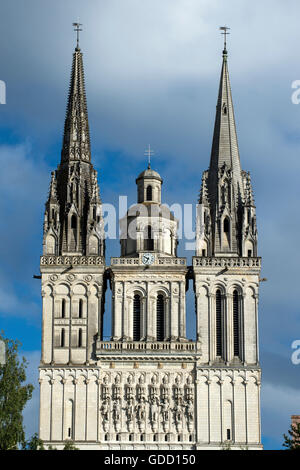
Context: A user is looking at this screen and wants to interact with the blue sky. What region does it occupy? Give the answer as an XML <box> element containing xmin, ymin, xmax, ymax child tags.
<box><xmin>1</xmin><ymin>0</ymin><xmax>300</xmax><ymax>449</ymax></box>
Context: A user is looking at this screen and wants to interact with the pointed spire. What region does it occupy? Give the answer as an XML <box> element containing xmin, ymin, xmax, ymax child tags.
<box><xmin>209</xmin><ymin>30</ymin><xmax>243</xmax><ymax>200</ymax></box>
<box><xmin>61</xmin><ymin>27</ymin><xmax>91</xmax><ymax>164</ymax></box>
<box><xmin>48</xmin><ymin>171</ymin><xmax>58</xmax><ymax>203</ymax></box>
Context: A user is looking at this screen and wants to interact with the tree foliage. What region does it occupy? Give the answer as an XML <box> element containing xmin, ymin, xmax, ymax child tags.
<box><xmin>22</xmin><ymin>433</ymin><xmax>45</xmax><ymax>450</ymax></box>
<box><xmin>283</xmin><ymin>422</ymin><xmax>300</xmax><ymax>450</ymax></box>
<box><xmin>0</xmin><ymin>331</ymin><xmax>34</xmax><ymax>450</ymax></box>
<box><xmin>22</xmin><ymin>434</ymin><xmax>79</xmax><ymax>450</ymax></box>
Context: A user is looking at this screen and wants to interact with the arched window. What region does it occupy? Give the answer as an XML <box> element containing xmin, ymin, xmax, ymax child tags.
<box><xmin>216</xmin><ymin>290</ymin><xmax>222</xmax><ymax>357</ymax></box>
<box><xmin>78</xmin><ymin>328</ymin><xmax>82</xmax><ymax>348</ymax></box>
<box><xmin>61</xmin><ymin>299</ymin><xmax>66</xmax><ymax>318</ymax></box>
<box><xmin>153</xmin><ymin>434</ymin><xmax>158</xmax><ymax>442</ymax></box>
<box><xmin>79</xmin><ymin>299</ymin><xmax>83</xmax><ymax>318</ymax></box>
<box><xmin>129</xmin><ymin>434</ymin><xmax>133</xmax><ymax>442</ymax></box>
<box><xmin>61</xmin><ymin>328</ymin><xmax>65</xmax><ymax>348</ymax></box>
<box><xmin>233</xmin><ymin>290</ymin><xmax>240</xmax><ymax>357</ymax></box>
<box><xmin>116</xmin><ymin>434</ymin><xmax>120</xmax><ymax>441</ymax></box>
<box><xmin>133</xmin><ymin>294</ymin><xmax>141</xmax><ymax>341</ymax></box>
<box><xmin>145</xmin><ymin>225</ymin><xmax>154</xmax><ymax>251</ymax></box>
<box><xmin>146</xmin><ymin>185</ymin><xmax>152</xmax><ymax>201</ymax></box>
<box><xmin>156</xmin><ymin>294</ymin><xmax>165</xmax><ymax>342</ymax></box>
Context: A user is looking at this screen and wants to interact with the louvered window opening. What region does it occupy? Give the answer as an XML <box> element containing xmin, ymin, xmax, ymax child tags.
<box><xmin>157</xmin><ymin>295</ymin><xmax>165</xmax><ymax>342</ymax></box>
<box><xmin>133</xmin><ymin>294</ymin><xmax>141</xmax><ymax>341</ymax></box>
<box><xmin>146</xmin><ymin>185</ymin><xmax>152</xmax><ymax>201</ymax></box>
<box><xmin>233</xmin><ymin>290</ymin><xmax>240</xmax><ymax>357</ymax></box>
<box><xmin>216</xmin><ymin>290</ymin><xmax>222</xmax><ymax>356</ymax></box>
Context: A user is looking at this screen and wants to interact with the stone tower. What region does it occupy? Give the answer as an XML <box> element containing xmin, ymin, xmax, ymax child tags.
<box><xmin>38</xmin><ymin>34</ymin><xmax>262</xmax><ymax>450</ymax></box>
<box><xmin>98</xmin><ymin>164</ymin><xmax>197</xmax><ymax>449</ymax></box>
<box><xmin>39</xmin><ymin>43</ymin><xmax>106</xmax><ymax>445</ymax></box>
<box><xmin>193</xmin><ymin>43</ymin><xmax>262</xmax><ymax>448</ymax></box>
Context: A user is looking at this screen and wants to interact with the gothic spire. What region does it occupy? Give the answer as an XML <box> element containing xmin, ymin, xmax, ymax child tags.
<box><xmin>196</xmin><ymin>30</ymin><xmax>258</xmax><ymax>258</ymax></box>
<box><xmin>61</xmin><ymin>42</ymin><xmax>91</xmax><ymax>164</ymax></box>
<box><xmin>43</xmin><ymin>28</ymin><xmax>105</xmax><ymax>258</ymax></box>
<box><xmin>208</xmin><ymin>42</ymin><xmax>243</xmax><ymax>201</ymax></box>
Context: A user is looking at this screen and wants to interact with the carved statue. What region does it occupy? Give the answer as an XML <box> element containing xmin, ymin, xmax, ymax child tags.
<box><xmin>101</xmin><ymin>401</ymin><xmax>110</xmax><ymax>432</ymax></box>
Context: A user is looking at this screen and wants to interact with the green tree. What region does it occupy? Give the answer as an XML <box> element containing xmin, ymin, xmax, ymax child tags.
<box><xmin>22</xmin><ymin>433</ymin><xmax>45</xmax><ymax>450</ymax></box>
<box><xmin>63</xmin><ymin>440</ymin><xmax>79</xmax><ymax>450</ymax></box>
<box><xmin>0</xmin><ymin>331</ymin><xmax>34</xmax><ymax>450</ymax></box>
<box><xmin>283</xmin><ymin>422</ymin><xmax>300</xmax><ymax>450</ymax></box>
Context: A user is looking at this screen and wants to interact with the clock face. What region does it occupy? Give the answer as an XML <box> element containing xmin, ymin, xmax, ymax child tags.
<box><xmin>142</xmin><ymin>253</ymin><xmax>155</xmax><ymax>265</ymax></box>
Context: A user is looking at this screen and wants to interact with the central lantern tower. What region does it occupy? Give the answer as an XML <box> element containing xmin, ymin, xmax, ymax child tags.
<box><xmin>97</xmin><ymin>163</ymin><xmax>198</xmax><ymax>448</ymax></box>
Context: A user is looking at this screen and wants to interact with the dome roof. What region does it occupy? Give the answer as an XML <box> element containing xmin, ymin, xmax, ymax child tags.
<box><xmin>136</xmin><ymin>166</ymin><xmax>162</xmax><ymax>182</ymax></box>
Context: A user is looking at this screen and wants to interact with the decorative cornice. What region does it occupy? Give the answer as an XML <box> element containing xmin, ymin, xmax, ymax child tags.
<box><xmin>40</xmin><ymin>255</ymin><xmax>105</xmax><ymax>267</ymax></box>
<box><xmin>193</xmin><ymin>256</ymin><xmax>261</xmax><ymax>269</ymax></box>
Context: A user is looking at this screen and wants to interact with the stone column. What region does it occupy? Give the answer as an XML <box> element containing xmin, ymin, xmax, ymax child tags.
<box><xmin>127</xmin><ymin>296</ymin><xmax>133</xmax><ymax>341</ymax></box>
<box><xmin>165</xmin><ymin>297</ymin><xmax>171</xmax><ymax>340</ymax></box>
<box><xmin>208</xmin><ymin>293</ymin><xmax>214</xmax><ymax>364</ymax></box>
<box><xmin>240</xmin><ymin>292</ymin><xmax>246</xmax><ymax>363</ymax></box>
<box><xmin>141</xmin><ymin>297</ymin><xmax>147</xmax><ymax>339</ymax></box>
<box><xmin>226</xmin><ymin>293</ymin><xmax>233</xmax><ymax>363</ymax></box>
<box><xmin>179</xmin><ymin>281</ymin><xmax>186</xmax><ymax>339</ymax></box>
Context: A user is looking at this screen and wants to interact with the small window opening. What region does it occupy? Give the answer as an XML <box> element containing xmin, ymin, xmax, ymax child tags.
<box><xmin>61</xmin><ymin>328</ymin><xmax>65</xmax><ymax>348</ymax></box>
<box><xmin>248</xmin><ymin>249</ymin><xmax>252</xmax><ymax>257</ymax></box>
<box><xmin>224</xmin><ymin>218</ymin><xmax>229</xmax><ymax>233</ymax></box>
<box><xmin>146</xmin><ymin>185</ymin><xmax>152</xmax><ymax>201</ymax></box>
<box><xmin>79</xmin><ymin>299</ymin><xmax>83</xmax><ymax>318</ymax></box>
<box><xmin>227</xmin><ymin>429</ymin><xmax>231</xmax><ymax>440</ymax></box>
<box><xmin>71</xmin><ymin>215</ymin><xmax>77</xmax><ymax>229</ymax></box>
<box><xmin>78</xmin><ymin>328</ymin><xmax>82</xmax><ymax>348</ymax></box>
<box><xmin>62</xmin><ymin>299</ymin><xmax>66</xmax><ymax>318</ymax></box>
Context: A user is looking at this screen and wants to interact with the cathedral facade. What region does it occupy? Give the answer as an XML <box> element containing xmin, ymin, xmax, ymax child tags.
<box><xmin>38</xmin><ymin>37</ymin><xmax>262</xmax><ymax>450</ymax></box>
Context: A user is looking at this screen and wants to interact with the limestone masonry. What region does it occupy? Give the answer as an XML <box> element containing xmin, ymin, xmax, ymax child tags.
<box><xmin>39</xmin><ymin>39</ymin><xmax>262</xmax><ymax>450</ymax></box>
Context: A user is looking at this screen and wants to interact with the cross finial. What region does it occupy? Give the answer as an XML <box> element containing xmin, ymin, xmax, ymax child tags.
<box><xmin>73</xmin><ymin>22</ymin><xmax>83</xmax><ymax>50</ymax></box>
<box><xmin>219</xmin><ymin>26</ymin><xmax>230</xmax><ymax>54</ymax></box>
<box><xmin>144</xmin><ymin>144</ymin><xmax>154</xmax><ymax>169</ymax></box>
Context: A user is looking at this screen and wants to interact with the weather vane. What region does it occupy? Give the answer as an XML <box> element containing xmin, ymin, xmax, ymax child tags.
<box><xmin>73</xmin><ymin>22</ymin><xmax>83</xmax><ymax>49</ymax></box>
<box><xmin>144</xmin><ymin>144</ymin><xmax>154</xmax><ymax>169</ymax></box>
<box><xmin>219</xmin><ymin>26</ymin><xmax>230</xmax><ymax>52</ymax></box>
